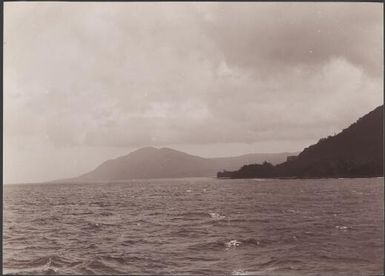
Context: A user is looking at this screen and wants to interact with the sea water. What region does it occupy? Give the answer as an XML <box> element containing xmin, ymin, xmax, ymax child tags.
<box><xmin>3</xmin><ymin>177</ymin><xmax>384</xmax><ymax>275</ymax></box>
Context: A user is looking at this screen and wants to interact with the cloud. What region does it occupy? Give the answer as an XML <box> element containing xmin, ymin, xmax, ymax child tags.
<box><xmin>3</xmin><ymin>2</ymin><xmax>383</xmax><ymax>182</ymax></box>
<box><xmin>201</xmin><ymin>2</ymin><xmax>383</xmax><ymax>78</ymax></box>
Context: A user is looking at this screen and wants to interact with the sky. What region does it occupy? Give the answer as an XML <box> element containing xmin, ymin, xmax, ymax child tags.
<box><xmin>4</xmin><ymin>2</ymin><xmax>383</xmax><ymax>184</ymax></box>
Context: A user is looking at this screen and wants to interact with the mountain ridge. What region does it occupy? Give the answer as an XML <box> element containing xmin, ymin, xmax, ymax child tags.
<box><xmin>219</xmin><ymin>105</ymin><xmax>383</xmax><ymax>179</ymax></box>
<box><xmin>63</xmin><ymin>147</ymin><xmax>295</xmax><ymax>182</ymax></box>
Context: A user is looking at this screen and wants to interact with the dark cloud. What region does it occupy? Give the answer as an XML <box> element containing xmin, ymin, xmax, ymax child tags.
<box><xmin>202</xmin><ymin>2</ymin><xmax>382</xmax><ymax>78</ymax></box>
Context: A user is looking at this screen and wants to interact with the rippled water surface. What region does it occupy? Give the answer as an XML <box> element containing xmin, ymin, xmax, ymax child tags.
<box><xmin>3</xmin><ymin>177</ymin><xmax>384</xmax><ymax>275</ymax></box>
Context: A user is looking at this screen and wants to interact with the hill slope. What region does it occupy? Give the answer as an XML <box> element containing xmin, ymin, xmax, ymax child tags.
<box><xmin>219</xmin><ymin>105</ymin><xmax>383</xmax><ymax>178</ymax></box>
<box><xmin>72</xmin><ymin>147</ymin><xmax>293</xmax><ymax>181</ymax></box>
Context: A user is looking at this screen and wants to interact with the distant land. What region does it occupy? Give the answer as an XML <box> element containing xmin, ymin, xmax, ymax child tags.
<box><xmin>60</xmin><ymin>148</ymin><xmax>295</xmax><ymax>182</ymax></box>
<box><xmin>218</xmin><ymin>105</ymin><xmax>384</xmax><ymax>179</ymax></box>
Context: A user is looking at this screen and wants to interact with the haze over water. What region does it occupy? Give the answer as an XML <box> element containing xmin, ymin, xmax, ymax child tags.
<box><xmin>4</xmin><ymin>178</ymin><xmax>383</xmax><ymax>275</ymax></box>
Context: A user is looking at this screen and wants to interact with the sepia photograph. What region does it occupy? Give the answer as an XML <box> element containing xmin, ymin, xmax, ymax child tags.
<box><xmin>3</xmin><ymin>2</ymin><xmax>384</xmax><ymax>275</ymax></box>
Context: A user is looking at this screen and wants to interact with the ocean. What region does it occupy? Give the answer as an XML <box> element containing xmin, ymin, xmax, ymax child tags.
<box><xmin>3</xmin><ymin>177</ymin><xmax>384</xmax><ymax>275</ymax></box>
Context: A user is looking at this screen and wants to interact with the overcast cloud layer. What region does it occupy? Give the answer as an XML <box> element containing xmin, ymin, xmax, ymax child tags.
<box><xmin>4</xmin><ymin>2</ymin><xmax>383</xmax><ymax>183</ymax></box>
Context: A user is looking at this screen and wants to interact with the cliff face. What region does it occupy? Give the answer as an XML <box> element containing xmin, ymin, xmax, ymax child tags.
<box><xmin>220</xmin><ymin>105</ymin><xmax>383</xmax><ymax>179</ymax></box>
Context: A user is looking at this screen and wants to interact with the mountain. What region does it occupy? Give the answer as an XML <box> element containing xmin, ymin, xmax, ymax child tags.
<box><xmin>218</xmin><ymin>105</ymin><xmax>383</xmax><ymax>179</ymax></box>
<box><xmin>70</xmin><ymin>147</ymin><xmax>294</xmax><ymax>181</ymax></box>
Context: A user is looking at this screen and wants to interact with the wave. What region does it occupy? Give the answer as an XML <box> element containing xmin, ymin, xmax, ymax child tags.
<box><xmin>4</xmin><ymin>254</ymin><xmax>143</xmax><ymax>275</ymax></box>
<box><xmin>258</xmin><ymin>257</ymin><xmax>305</xmax><ymax>272</ymax></box>
<box><xmin>77</xmin><ymin>258</ymin><xmax>126</xmax><ymax>274</ymax></box>
<box><xmin>4</xmin><ymin>178</ymin><xmax>382</xmax><ymax>275</ymax></box>
<box><xmin>225</xmin><ymin>239</ymin><xmax>242</xmax><ymax>249</ymax></box>
<box><xmin>335</xmin><ymin>225</ymin><xmax>350</xmax><ymax>231</ymax></box>
<box><xmin>4</xmin><ymin>254</ymin><xmax>83</xmax><ymax>275</ymax></box>
<box><xmin>208</xmin><ymin>212</ymin><xmax>226</xmax><ymax>220</ymax></box>
<box><xmin>232</xmin><ymin>269</ymin><xmax>254</xmax><ymax>275</ymax></box>
<box><xmin>187</xmin><ymin>237</ymin><xmax>264</xmax><ymax>252</ymax></box>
